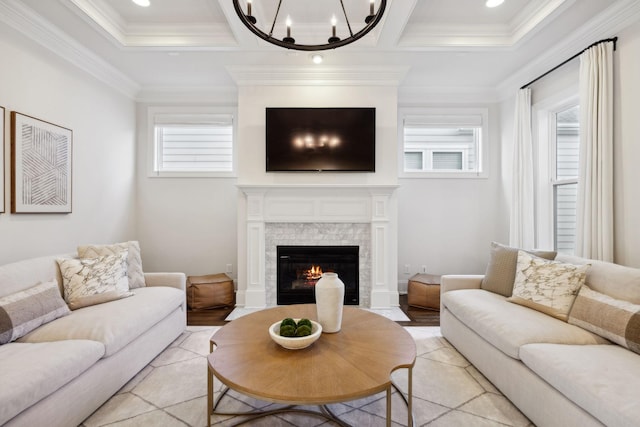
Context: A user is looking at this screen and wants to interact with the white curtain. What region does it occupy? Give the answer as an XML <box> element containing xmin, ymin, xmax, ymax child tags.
<box><xmin>576</xmin><ymin>41</ymin><xmax>614</xmax><ymax>261</ymax></box>
<box><xmin>509</xmin><ymin>88</ymin><xmax>535</xmax><ymax>248</ymax></box>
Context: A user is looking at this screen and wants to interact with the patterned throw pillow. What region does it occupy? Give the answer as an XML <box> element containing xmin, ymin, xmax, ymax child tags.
<box><xmin>481</xmin><ymin>242</ymin><xmax>557</xmax><ymax>297</ymax></box>
<box><xmin>57</xmin><ymin>253</ymin><xmax>133</xmax><ymax>310</ymax></box>
<box><xmin>77</xmin><ymin>241</ymin><xmax>145</xmax><ymax>289</ymax></box>
<box><xmin>507</xmin><ymin>250</ymin><xmax>589</xmax><ymax>321</ymax></box>
<box><xmin>0</xmin><ymin>281</ymin><xmax>70</xmax><ymax>344</ymax></box>
<box><xmin>569</xmin><ymin>285</ymin><xmax>640</xmax><ymax>354</ymax></box>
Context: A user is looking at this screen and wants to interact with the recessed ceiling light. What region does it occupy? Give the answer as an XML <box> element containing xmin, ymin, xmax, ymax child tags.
<box><xmin>486</xmin><ymin>0</ymin><xmax>504</xmax><ymax>7</ymax></box>
<box><xmin>311</xmin><ymin>54</ymin><xmax>323</xmax><ymax>64</ymax></box>
<box><xmin>132</xmin><ymin>0</ymin><xmax>150</xmax><ymax>7</ymax></box>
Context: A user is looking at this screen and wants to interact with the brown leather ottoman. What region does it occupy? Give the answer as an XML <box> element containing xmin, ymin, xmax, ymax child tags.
<box><xmin>187</xmin><ymin>273</ymin><xmax>235</xmax><ymax>310</ymax></box>
<box><xmin>407</xmin><ymin>273</ymin><xmax>441</xmax><ymax>311</ymax></box>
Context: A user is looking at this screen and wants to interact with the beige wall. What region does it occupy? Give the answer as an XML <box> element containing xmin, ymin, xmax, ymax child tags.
<box><xmin>0</xmin><ymin>25</ymin><xmax>136</xmax><ymax>265</ymax></box>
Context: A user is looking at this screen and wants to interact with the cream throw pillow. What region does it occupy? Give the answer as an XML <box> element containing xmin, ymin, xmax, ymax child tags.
<box><xmin>507</xmin><ymin>250</ymin><xmax>588</xmax><ymax>321</ymax></box>
<box><xmin>77</xmin><ymin>241</ymin><xmax>144</xmax><ymax>289</ymax></box>
<box><xmin>57</xmin><ymin>253</ymin><xmax>133</xmax><ymax>310</ymax></box>
<box><xmin>569</xmin><ymin>285</ymin><xmax>640</xmax><ymax>354</ymax></box>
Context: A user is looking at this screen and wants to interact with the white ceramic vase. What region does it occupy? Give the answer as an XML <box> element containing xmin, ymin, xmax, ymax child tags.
<box><xmin>315</xmin><ymin>272</ymin><xmax>345</xmax><ymax>333</ymax></box>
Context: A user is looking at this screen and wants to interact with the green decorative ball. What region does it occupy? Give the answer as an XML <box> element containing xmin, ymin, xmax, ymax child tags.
<box><xmin>295</xmin><ymin>325</ymin><xmax>312</xmax><ymax>337</ymax></box>
<box><xmin>281</xmin><ymin>318</ymin><xmax>297</xmax><ymax>328</ymax></box>
<box><xmin>279</xmin><ymin>324</ymin><xmax>296</xmax><ymax>337</ymax></box>
<box><xmin>297</xmin><ymin>318</ymin><xmax>312</xmax><ymax>329</ymax></box>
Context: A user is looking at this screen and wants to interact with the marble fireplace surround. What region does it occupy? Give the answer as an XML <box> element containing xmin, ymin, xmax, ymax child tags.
<box><xmin>238</xmin><ymin>185</ymin><xmax>399</xmax><ymax>309</ymax></box>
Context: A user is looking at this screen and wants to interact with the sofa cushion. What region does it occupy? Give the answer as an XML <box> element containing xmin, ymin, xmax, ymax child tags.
<box><xmin>569</xmin><ymin>285</ymin><xmax>640</xmax><ymax>354</ymax></box>
<box><xmin>57</xmin><ymin>253</ymin><xmax>133</xmax><ymax>310</ymax></box>
<box><xmin>443</xmin><ymin>289</ymin><xmax>608</xmax><ymax>359</ymax></box>
<box><xmin>0</xmin><ymin>281</ymin><xmax>70</xmax><ymax>344</ymax></box>
<box><xmin>508</xmin><ymin>251</ymin><xmax>588</xmax><ymax>321</ymax></box>
<box><xmin>78</xmin><ymin>241</ymin><xmax>145</xmax><ymax>289</ymax></box>
<box><xmin>481</xmin><ymin>242</ymin><xmax>557</xmax><ymax>297</ymax></box>
<box><xmin>520</xmin><ymin>343</ymin><xmax>640</xmax><ymax>427</ymax></box>
<box><xmin>0</xmin><ymin>340</ymin><xmax>105</xmax><ymax>426</ymax></box>
<box><xmin>556</xmin><ymin>254</ymin><xmax>640</xmax><ymax>304</ymax></box>
<box><xmin>18</xmin><ymin>287</ymin><xmax>184</xmax><ymax>356</ymax></box>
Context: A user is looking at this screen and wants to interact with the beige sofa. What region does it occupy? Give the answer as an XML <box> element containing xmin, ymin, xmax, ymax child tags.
<box><xmin>0</xmin><ymin>254</ymin><xmax>186</xmax><ymax>427</ymax></box>
<box><xmin>441</xmin><ymin>254</ymin><xmax>640</xmax><ymax>427</ymax></box>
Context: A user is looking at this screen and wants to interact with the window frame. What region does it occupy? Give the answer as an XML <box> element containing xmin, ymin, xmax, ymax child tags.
<box><xmin>534</xmin><ymin>93</ymin><xmax>579</xmax><ymax>252</ymax></box>
<box><xmin>146</xmin><ymin>106</ymin><xmax>237</xmax><ymax>178</ymax></box>
<box><xmin>398</xmin><ymin>107</ymin><xmax>489</xmax><ymax>179</ymax></box>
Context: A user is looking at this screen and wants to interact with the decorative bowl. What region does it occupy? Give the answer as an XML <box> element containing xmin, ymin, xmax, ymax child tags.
<box><xmin>268</xmin><ymin>319</ymin><xmax>322</xmax><ymax>350</ymax></box>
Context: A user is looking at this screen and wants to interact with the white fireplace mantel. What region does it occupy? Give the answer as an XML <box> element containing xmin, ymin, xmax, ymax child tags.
<box><xmin>237</xmin><ymin>184</ymin><xmax>399</xmax><ymax>309</ymax></box>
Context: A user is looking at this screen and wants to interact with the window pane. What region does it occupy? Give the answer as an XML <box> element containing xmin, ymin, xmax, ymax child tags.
<box><xmin>554</xmin><ymin>182</ymin><xmax>577</xmax><ymax>254</ymax></box>
<box><xmin>404</xmin><ymin>151</ymin><xmax>423</xmax><ymax>170</ymax></box>
<box><xmin>556</xmin><ymin>106</ymin><xmax>579</xmax><ymax>180</ymax></box>
<box><xmin>433</xmin><ymin>152</ymin><xmax>462</xmax><ymax>170</ymax></box>
<box><xmin>156</xmin><ymin>124</ymin><xmax>233</xmax><ymax>172</ymax></box>
<box><xmin>403</xmin><ymin>126</ymin><xmax>479</xmax><ymax>172</ymax></box>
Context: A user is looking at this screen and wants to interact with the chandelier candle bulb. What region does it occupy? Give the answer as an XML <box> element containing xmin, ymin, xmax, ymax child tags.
<box><xmin>247</xmin><ymin>0</ymin><xmax>251</xmax><ymax>15</ymax></box>
<box><xmin>286</xmin><ymin>16</ymin><xmax>291</xmax><ymax>38</ymax></box>
<box><xmin>370</xmin><ymin>0</ymin><xmax>374</xmax><ymax>15</ymax></box>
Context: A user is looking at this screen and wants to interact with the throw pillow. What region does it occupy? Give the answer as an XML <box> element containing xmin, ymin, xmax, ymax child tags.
<box><xmin>481</xmin><ymin>242</ymin><xmax>557</xmax><ymax>297</ymax></box>
<box><xmin>0</xmin><ymin>281</ymin><xmax>70</xmax><ymax>344</ymax></box>
<box><xmin>569</xmin><ymin>285</ymin><xmax>640</xmax><ymax>354</ymax></box>
<box><xmin>57</xmin><ymin>253</ymin><xmax>133</xmax><ymax>310</ymax></box>
<box><xmin>507</xmin><ymin>250</ymin><xmax>589</xmax><ymax>321</ymax></box>
<box><xmin>77</xmin><ymin>241</ymin><xmax>145</xmax><ymax>289</ymax></box>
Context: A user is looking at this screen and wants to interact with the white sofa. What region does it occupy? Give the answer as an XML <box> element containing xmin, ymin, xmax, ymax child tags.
<box><xmin>0</xmin><ymin>254</ymin><xmax>186</xmax><ymax>427</ymax></box>
<box><xmin>441</xmin><ymin>253</ymin><xmax>640</xmax><ymax>427</ymax></box>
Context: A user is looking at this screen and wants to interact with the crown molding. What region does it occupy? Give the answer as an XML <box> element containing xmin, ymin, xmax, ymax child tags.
<box><xmin>0</xmin><ymin>0</ymin><xmax>139</xmax><ymax>98</ymax></box>
<box><xmin>399</xmin><ymin>0</ymin><xmax>570</xmax><ymax>49</ymax></box>
<box><xmin>66</xmin><ymin>0</ymin><xmax>236</xmax><ymax>49</ymax></box>
<box><xmin>398</xmin><ymin>86</ymin><xmax>500</xmax><ymax>105</ymax></box>
<box><xmin>225</xmin><ymin>65</ymin><xmax>410</xmax><ymax>86</ymax></box>
<box><xmin>136</xmin><ymin>86</ymin><xmax>238</xmax><ymax>104</ymax></box>
<box><xmin>496</xmin><ymin>0</ymin><xmax>640</xmax><ymax>100</ymax></box>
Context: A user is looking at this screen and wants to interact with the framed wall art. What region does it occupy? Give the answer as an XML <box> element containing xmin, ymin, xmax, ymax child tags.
<box><xmin>0</xmin><ymin>106</ymin><xmax>4</xmax><ymax>213</ymax></box>
<box><xmin>11</xmin><ymin>112</ymin><xmax>72</xmax><ymax>213</ymax></box>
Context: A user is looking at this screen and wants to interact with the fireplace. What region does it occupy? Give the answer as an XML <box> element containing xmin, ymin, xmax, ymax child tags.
<box><xmin>277</xmin><ymin>245</ymin><xmax>359</xmax><ymax>305</ymax></box>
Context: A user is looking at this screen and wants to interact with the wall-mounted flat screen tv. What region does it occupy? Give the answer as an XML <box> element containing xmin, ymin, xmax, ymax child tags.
<box><xmin>266</xmin><ymin>107</ymin><xmax>375</xmax><ymax>172</ymax></box>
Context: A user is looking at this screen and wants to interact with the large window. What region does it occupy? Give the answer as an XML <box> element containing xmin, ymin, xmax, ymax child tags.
<box><xmin>552</xmin><ymin>105</ymin><xmax>579</xmax><ymax>254</ymax></box>
<box><xmin>536</xmin><ymin>99</ymin><xmax>579</xmax><ymax>254</ymax></box>
<box><xmin>400</xmin><ymin>108</ymin><xmax>488</xmax><ymax>178</ymax></box>
<box><xmin>148</xmin><ymin>108</ymin><xmax>235</xmax><ymax>177</ymax></box>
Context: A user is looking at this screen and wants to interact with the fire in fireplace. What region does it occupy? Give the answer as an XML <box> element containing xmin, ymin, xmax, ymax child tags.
<box><xmin>277</xmin><ymin>245</ymin><xmax>359</xmax><ymax>305</ymax></box>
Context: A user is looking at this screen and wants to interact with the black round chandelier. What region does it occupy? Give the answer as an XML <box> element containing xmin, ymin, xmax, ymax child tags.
<box><xmin>232</xmin><ymin>0</ymin><xmax>387</xmax><ymax>51</ymax></box>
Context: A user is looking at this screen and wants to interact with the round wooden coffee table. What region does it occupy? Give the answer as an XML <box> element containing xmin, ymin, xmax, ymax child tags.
<box><xmin>207</xmin><ymin>304</ymin><xmax>416</xmax><ymax>427</ymax></box>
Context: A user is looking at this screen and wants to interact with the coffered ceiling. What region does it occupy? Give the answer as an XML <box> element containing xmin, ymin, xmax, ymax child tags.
<box><xmin>2</xmin><ymin>0</ymin><xmax>638</xmax><ymax>100</ymax></box>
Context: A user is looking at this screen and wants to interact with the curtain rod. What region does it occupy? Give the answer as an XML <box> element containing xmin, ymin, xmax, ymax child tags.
<box><xmin>520</xmin><ymin>37</ymin><xmax>618</xmax><ymax>89</ymax></box>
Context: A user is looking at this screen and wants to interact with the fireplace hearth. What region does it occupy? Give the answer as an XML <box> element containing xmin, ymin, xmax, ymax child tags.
<box><xmin>277</xmin><ymin>245</ymin><xmax>359</xmax><ymax>305</ymax></box>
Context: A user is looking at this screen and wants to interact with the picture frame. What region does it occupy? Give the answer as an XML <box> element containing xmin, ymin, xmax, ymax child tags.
<box><xmin>11</xmin><ymin>112</ymin><xmax>72</xmax><ymax>213</ymax></box>
<box><xmin>0</xmin><ymin>106</ymin><xmax>4</xmax><ymax>213</ymax></box>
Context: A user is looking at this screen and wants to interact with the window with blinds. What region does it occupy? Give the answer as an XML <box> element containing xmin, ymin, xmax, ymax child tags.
<box><xmin>401</xmin><ymin>109</ymin><xmax>486</xmax><ymax>177</ymax></box>
<box><xmin>151</xmin><ymin>113</ymin><xmax>234</xmax><ymax>176</ymax></box>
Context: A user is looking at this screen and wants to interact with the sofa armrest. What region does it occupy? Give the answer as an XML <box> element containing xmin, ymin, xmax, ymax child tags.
<box><xmin>144</xmin><ymin>272</ymin><xmax>186</xmax><ymax>291</ymax></box>
<box><xmin>441</xmin><ymin>275</ymin><xmax>484</xmax><ymax>293</ymax></box>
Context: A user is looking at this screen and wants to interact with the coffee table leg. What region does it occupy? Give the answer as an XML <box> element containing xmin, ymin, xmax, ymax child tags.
<box><xmin>207</xmin><ymin>366</ymin><xmax>213</xmax><ymax>427</ymax></box>
<box><xmin>386</xmin><ymin>385</ymin><xmax>391</xmax><ymax>427</ymax></box>
<box><xmin>408</xmin><ymin>366</ymin><xmax>413</xmax><ymax>427</ymax></box>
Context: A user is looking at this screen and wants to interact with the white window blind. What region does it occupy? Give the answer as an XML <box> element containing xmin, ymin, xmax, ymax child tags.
<box><xmin>433</xmin><ymin>151</ymin><xmax>463</xmax><ymax>170</ymax></box>
<box><xmin>153</xmin><ymin>114</ymin><xmax>233</xmax><ymax>174</ymax></box>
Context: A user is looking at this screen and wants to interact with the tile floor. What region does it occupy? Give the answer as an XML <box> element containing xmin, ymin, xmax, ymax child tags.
<box><xmin>81</xmin><ymin>326</ymin><xmax>534</xmax><ymax>427</ymax></box>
